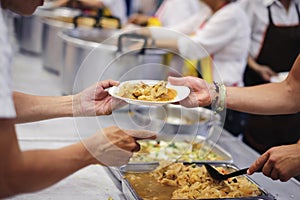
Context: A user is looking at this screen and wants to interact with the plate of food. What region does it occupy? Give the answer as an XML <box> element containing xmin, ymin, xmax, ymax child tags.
<box><xmin>270</xmin><ymin>72</ymin><xmax>289</xmax><ymax>83</ymax></box>
<box><xmin>108</xmin><ymin>80</ymin><xmax>190</xmax><ymax>106</ymax></box>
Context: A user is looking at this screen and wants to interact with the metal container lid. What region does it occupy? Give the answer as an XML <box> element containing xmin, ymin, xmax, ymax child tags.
<box><xmin>35</xmin><ymin>7</ymin><xmax>81</xmax><ymax>19</ymax></box>
<box><xmin>64</xmin><ymin>28</ymin><xmax>119</xmax><ymax>43</ymax></box>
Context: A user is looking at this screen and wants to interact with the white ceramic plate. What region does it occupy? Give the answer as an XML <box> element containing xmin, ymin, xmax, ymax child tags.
<box><xmin>108</xmin><ymin>80</ymin><xmax>190</xmax><ymax>106</ymax></box>
<box><xmin>270</xmin><ymin>72</ymin><xmax>289</xmax><ymax>83</ymax></box>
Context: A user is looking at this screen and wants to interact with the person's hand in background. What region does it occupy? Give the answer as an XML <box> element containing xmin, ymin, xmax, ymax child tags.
<box><xmin>247</xmin><ymin>56</ymin><xmax>277</xmax><ymax>82</ymax></box>
<box><xmin>127</xmin><ymin>13</ymin><xmax>150</xmax><ymax>26</ymax></box>
<box><xmin>253</xmin><ymin>64</ymin><xmax>277</xmax><ymax>82</ymax></box>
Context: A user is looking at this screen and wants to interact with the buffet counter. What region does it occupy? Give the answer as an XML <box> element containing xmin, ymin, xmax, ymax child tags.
<box><xmin>9</xmin><ymin>110</ymin><xmax>300</xmax><ymax>200</ymax></box>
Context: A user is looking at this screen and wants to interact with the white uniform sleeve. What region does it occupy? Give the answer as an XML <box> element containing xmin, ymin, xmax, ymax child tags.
<box><xmin>238</xmin><ymin>0</ymin><xmax>255</xmax><ymax>30</ymax></box>
<box><xmin>171</xmin><ymin>13</ymin><xmax>206</xmax><ymax>35</ymax></box>
<box><xmin>155</xmin><ymin>0</ymin><xmax>203</xmax><ymax>28</ymax></box>
<box><xmin>178</xmin><ymin>6</ymin><xmax>240</xmax><ymax>59</ymax></box>
<box><xmin>0</xmin><ymin>9</ymin><xmax>16</xmax><ymax>118</ymax></box>
<box><xmin>100</xmin><ymin>0</ymin><xmax>127</xmax><ymax>24</ymax></box>
<box><xmin>149</xmin><ymin>11</ymin><xmax>210</xmax><ymax>40</ymax></box>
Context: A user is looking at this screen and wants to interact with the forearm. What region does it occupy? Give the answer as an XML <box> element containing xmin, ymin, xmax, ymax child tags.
<box><xmin>136</xmin><ymin>28</ymin><xmax>179</xmax><ymax>52</ymax></box>
<box><xmin>13</xmin><ymin>92</ymin><xmax>73</xmax><ymax>123</ymax></box>
<box><xmin>247</xmin><ymin>55</ymin><xmax>260</xmax><ymax>71</ymax></box>
<box><xmin>226</xmin><ymin>55</ymin><xmax>300</xmax><ymax>114</ymax></box>
<box><xmin>2</xmin><ymin>142</ymin><xmax>94</xmax><ymax>197</ymax></box>
<box><xmin>226</xmin><ymin>81</ymin><xmax>299</xmax><ymax>115</ymax></box>
<box><xmin>155</xmin><ymin>39</ymin><xmax>179</xmax><ymax>52</ymax></box>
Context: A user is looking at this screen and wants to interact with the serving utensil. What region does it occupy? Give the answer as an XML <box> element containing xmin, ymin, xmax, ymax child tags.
<box><xmin>204</xmin><ymin>163</ymin><xmax>261</xmax><ymax>181</ymax></box>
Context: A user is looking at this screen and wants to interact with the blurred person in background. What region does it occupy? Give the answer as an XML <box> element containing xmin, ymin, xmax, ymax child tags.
<box><xmin>0</xmin><ymin>0</ymin><xmax>156</xmax><ymax>198</ymax></box>
<box><xmin>238</xmin><ymin>0</ymin><xmax>300</xmax><ymax>154</ymax></box>
<box><xmin>50</xmin><ymin>0</ymin><xmax>127</xmax><ymax>24</ymax></box>
<box><xmin>135</xmin><ymin>0</ymin><xmax>250</xmax><ymax>136</ymax></box>
<box><xmin>127</xmin><ymin>0</ymin><xmax>206</xmax><ymax>27</ymax></box>
<box><xmin>167</xmin><ymin>53</ymin><xmax>300</xmax><ymax>182</ymax></box>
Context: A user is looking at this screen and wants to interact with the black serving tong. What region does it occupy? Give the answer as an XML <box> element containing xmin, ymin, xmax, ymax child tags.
<box><xmin>204</xmin><ymin>163</ymin><xmax>261</xmax><ymax>181</ymax></box>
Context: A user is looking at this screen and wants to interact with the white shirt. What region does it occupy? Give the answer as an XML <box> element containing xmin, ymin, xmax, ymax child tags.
<box><xmin>154</xmin><ymin>0</ymin><xmax>209</xmax><ymax>27</ymax></box>
<box><xmin>177</xmin><ymin>3</ymin><xmax>250</xmax><ymax>86</ymax></box>
<box><xmin>239</xmin><ymin>0</ymin><xmax>300</xmax><ymax>58</ymax></box>
<box><xmin>101</xmin><ymin>0</ymin><xmax>127</xmax><ymax>24</ymax></box>
<box><xmin>0</xmin><ymin>6</ymin><xmax>16</xmax><ymax>118</ymax></box>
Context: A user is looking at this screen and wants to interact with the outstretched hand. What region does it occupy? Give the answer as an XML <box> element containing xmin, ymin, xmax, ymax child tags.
<box><xmin>73</xmin><ymin>80</ymin><xmax>125</xmax><ymax>116</ymax></box>
<box><xmin>168</xmin><ymin>76</ymin><xmax>213</xmax><ymax>107</ymax></box>
<box><xmin>84</xmin><ymin>126</ymin><xmax>157</xmax><ymax>166</ymax></box>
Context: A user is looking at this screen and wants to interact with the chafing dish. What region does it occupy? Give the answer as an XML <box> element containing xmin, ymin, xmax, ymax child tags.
<box><xmin>120</xmin><ymin>162</ymin><xmax>276</xmax><ymax>200</ymax></box>
<box><xmin>129</xmin><ymin>136</ymin><xmax>233</xmax><ymax>164</ymax></box>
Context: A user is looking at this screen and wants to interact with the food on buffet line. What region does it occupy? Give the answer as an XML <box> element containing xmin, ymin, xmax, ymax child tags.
<box><xmin>165</xmin><ymin>115</ymin><xmax>208</xmax><ymax>125</ymax></box>
<box><xmin>129</xmin><ymin>140</ymin><xmax>224</xmax><ymax>163</ymax></box>
<box><xmin>117</xmin><ymin>81</ymin><xmax>177</xmax><ymax>101</ymax></box>
<box><xmin>125</xmin><ymin>163</ymin><xmax>262</xmax><ymax>199</ymax></box>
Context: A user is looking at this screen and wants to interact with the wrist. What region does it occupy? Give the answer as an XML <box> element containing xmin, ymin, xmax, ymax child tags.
<box><xmin>80</xmin><ymin>142</ymin><xmax>98</xmax><ymax>166</ymax></box>
<box><xmin>72</xmin><ymin>94</ymin><xmax>80</xmax><ymax>117</ymax></box>
<box><xmin>209</xmin><ymin>82</ymin><xmax>226</xmax><ymax>112</ymax></box>
<box><xmin>147</xmin><ymin>38</ymin><xmax>156</xmax><ymax>48</ymax></box>
<box><xmin>251</xmin><ymin>63</ymin><xmax>262</xmax><ymax>73</ymax></box>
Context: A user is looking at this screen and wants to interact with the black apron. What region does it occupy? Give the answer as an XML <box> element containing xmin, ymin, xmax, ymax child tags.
<box><xmin>243</xmin><ymin>4</ymin><xmax>300</xmax><ymax>153</ymax></box>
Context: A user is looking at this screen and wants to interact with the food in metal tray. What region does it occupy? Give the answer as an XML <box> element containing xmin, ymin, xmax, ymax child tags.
<box><xmin>125</xmin><ymin>163</ymin><xmax>262</xmax><ymax>199</ymax></box>
<box><xmin>117</xmin><ymin>81</ymin><xmax>177</xmax><ymax>101</ymax></box>
<box><xmin>130</xmin><ymin>140</ymin><xmax>224</xmax><ymax>163</ymax></box>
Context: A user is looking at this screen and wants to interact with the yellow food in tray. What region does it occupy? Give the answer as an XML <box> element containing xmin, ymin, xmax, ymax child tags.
<box><xmin>130</xmin><ymin>140</ymin><xmax>224</xmax><ymax>163</ymax></box>
<box><xmin>125</xmin><ymin>163</ymin><xmax>262</xmax><ymax>200</ymax></box>
<box><xmin>117</xmin><ymin>81</ymin><xmax>177</xmax><ymax>101</ymax></box>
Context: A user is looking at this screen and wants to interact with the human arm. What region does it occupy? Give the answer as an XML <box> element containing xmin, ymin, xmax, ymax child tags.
<box><xmin>13</xmin><ymin>80</ymin><xmax>120</xmax><ymax>123</ymax></box>
<box><xmin>0</xmin><ymin>118</ymin><xmax>94</xmax><ymax>198</ymax></box>
<box><xmin>13</xmin><ymin>92</ymin><xmax>73</xmax><ymax>123</ymax></box>
<box><xmin>135</xmin><ymin>6</ymin><xmax>241</xmax><ymax>59</ymax></box>
<box><xmin>168</xmin><ymin>54</ymin><xmax>300</xmax><ymax>115</ymax></box>
<box><xmin>247</xmin><ymin>55</ymin><xmax>277</xmax><ymax>82</ymax></box>
<box><xmin>247</xmin><ymin>142</ymin><xmax>300</xmax><ymax>182</ymax></box>
<box><xmin>226</xmin><ymin>54</ymin><xmax>300</xmax><ymax>114</ymax></box>
<box><xmin>0</xmin><ymin>120</ymin><xmax>156</xmax><ymax>198</ymax></box>
<box><xmin>127</xmin><ymin>13</ymin><xmax>150</xmax><ymax>26</ymax></box>
<box><xmin>131</xmin><ymin>27</ymin><xmax>180</xmax><ymax>53</ymax></box>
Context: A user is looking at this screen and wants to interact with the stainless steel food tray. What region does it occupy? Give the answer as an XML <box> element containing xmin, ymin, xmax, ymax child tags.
<box><xmin>120</xmin><ymin>162</ymin><xmax>276</xmax><ymax>200</ymax></box>
<box><xmin>108</xmin><ymin>139</ymin><xmax>233</xmax><ymax>181</ymax></box>
<box><xmin>128</xmin><ymin>140</ymin><xmax>233</xmax><ymax>163</ymax></box>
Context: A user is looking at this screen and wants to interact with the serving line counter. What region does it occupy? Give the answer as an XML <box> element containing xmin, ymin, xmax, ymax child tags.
<box><xmin>10</xmin><ymin>110</ymin><xmax>300</xmax><ymax>200</ymax></box>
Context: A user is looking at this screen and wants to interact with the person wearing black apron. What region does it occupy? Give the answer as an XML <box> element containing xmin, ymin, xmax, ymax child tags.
<box><xmin>243</xmin><ymin>2</ymin><xmax>300</xmax><ymax>154</ymax></box>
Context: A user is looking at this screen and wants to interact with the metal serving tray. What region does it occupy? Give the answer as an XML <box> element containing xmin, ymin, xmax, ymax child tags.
<box><xmin>108</xmin><ymin>139</ymin><xmax>233</xmax><ymax>182</ymax></box>
<box><xmin>120</xmin><ymin>162</ymin><xmax>276</xmax><ymax>200</ymax></box>
<box><xmin>129</xmin><ymin>136</ymin><xmax>233</xmax><ymax>164</ymax></box>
